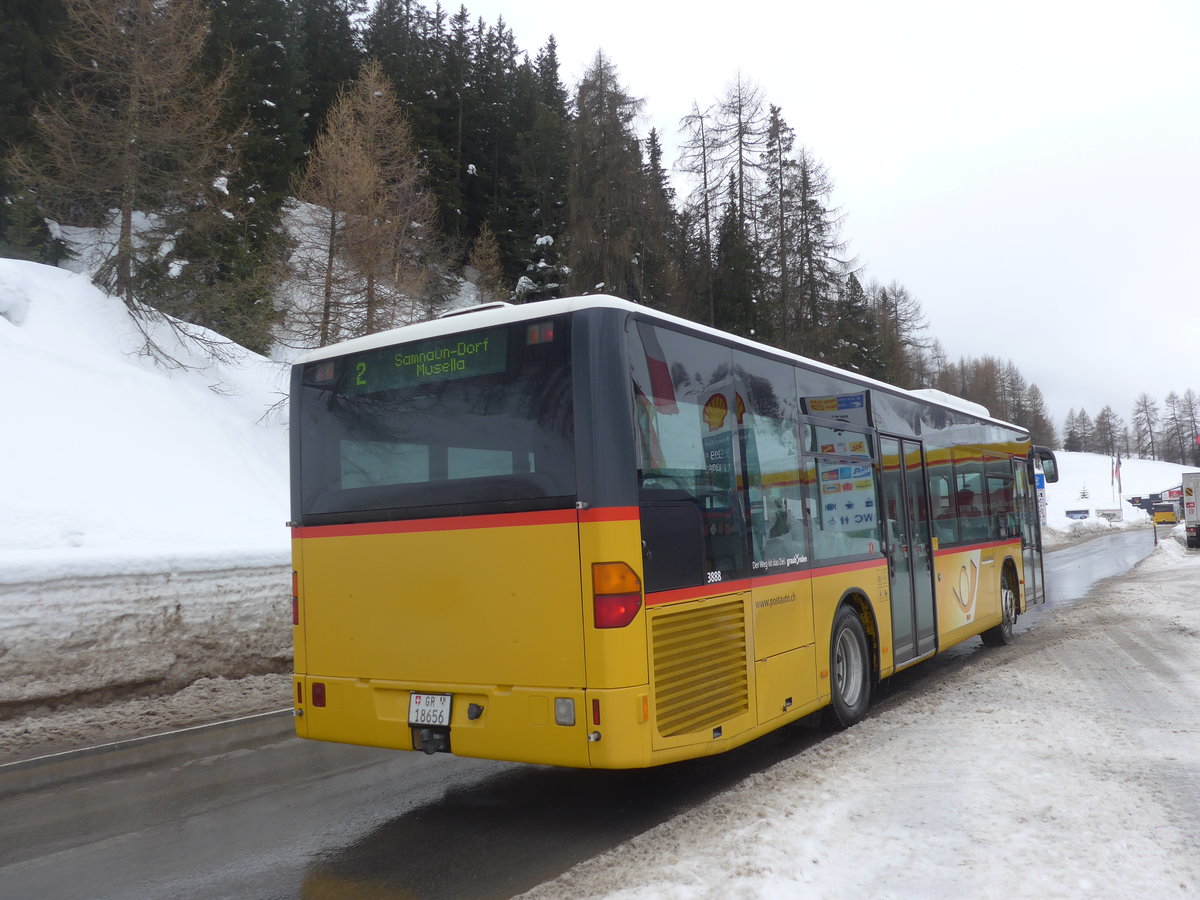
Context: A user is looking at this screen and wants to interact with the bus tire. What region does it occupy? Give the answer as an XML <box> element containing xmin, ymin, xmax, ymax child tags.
<box><xmin>825</xmin><ymin>605</ymin><xmax>871</xmax><ymax>729</ymax></box>
<box><xmin>981</xmin><ymin>565</ymin><xmax>1017</xmax><ymax>647</ymax></box>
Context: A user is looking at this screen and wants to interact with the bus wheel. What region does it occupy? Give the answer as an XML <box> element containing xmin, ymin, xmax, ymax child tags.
<box><xmin>981</xmin><ymin>567</ymin><xmax>1017</xmax><ymax>647</ymax></box>
<box><xmin>825</xmin><ymin>605</ymin><xmax>871</xmax><ymax>729</ymax></box>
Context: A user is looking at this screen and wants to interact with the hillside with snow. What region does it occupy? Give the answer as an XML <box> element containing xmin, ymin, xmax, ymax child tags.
<box><xmin>0</xmin><ymin>259</ymin><xmax>290</xmax><ymax>583</ymax></box>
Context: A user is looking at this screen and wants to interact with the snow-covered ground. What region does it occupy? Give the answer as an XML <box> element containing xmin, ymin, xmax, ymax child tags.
<box><xmin>2</xmin><ymin>257</ymin><xmax>1199</xmax><ymax>894</ymax></box>
<box><xmin>522</xmin><ymin>540</ymin><xmax>1200</xmax><ymax>899</ymax></box>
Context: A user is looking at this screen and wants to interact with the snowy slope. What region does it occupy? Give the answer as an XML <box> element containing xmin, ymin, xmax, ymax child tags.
<box><xmin>0</xmin><ymin>259</ymin><xmax>290</xmax><ymax>582</ymax></box>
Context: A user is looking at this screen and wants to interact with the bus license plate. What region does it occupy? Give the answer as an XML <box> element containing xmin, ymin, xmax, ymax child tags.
<box><xmin>409</xmin><ymin>692</ymin><xmax>452</xmax><ymax>727</ymax></box>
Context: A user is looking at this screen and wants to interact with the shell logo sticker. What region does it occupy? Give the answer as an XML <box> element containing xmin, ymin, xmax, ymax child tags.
<box><xmin>703</xmin><ymin>394</ymin><xmax>729</xmax><ymax>430</ymax></box>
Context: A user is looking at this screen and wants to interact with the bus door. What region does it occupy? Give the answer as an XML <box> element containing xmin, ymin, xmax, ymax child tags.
<box><xmin>880</xmin><ymin>437</ymin><xmax>937</xmax><ymax>665</ymax></box>
<box><xmin>1014</xmin><ymin>462</ymin><xmax>1045</xmax><ymax>605</ymax></box>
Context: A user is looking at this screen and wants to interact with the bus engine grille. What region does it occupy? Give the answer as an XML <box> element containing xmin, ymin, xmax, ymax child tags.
<box><xmin>651</xmin><ymin>597</ymin><xmax>750</xmax><ymax>738</ymax></box>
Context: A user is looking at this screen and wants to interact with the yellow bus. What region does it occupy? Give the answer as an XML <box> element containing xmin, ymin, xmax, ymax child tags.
<box><xmin>289</xmin><ymin>297</ymin><xmax>1058</xmax><ymax>768</ymax></box>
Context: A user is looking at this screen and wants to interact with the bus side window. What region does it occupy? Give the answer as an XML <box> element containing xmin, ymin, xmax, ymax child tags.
<box><xmin>954</xmin><ymin>455</ymin><xmax>987</xmax><ymax>543</ymax></box>
<box><xmin>986</xmin><ymin>456</ymin><xmax>1016</xmax><ymax>540</ymax></box>
<box><xmin>734</xmin><ymin>351</ymin><xmax>807</xmax><ymax>576</ymax></box>
<box><xmin>628</xmin><ymin>323</ymin><xmax>749</xmax><ymax>590</ymax></box>
<box><xmin>927</xmin><ymin>462</ymin><xmax>959</xmax><ymax>545</ymax></box>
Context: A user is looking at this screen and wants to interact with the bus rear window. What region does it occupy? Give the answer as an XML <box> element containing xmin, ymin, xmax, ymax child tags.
<box><xmin>295</xmin><ymin>318</ymin><xmax>575</xmax><ymax>520</ymax></box>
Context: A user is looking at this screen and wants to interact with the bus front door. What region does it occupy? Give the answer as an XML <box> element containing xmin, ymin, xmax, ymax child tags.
<box><xmin>881</xmin><ymin>437</ymin><xmax>938</xmax><ymax>666</ymax></box>
<box><xmin>1015</xmin><ymin>463</ymin><xmax>1045</xmax><ymax>606</ymax></box>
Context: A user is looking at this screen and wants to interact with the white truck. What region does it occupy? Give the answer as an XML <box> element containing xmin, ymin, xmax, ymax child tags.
<box><xmin>1183</xmin><ymin>471</ymin><xmax>1200</xmax><ymax>549</ymax></box>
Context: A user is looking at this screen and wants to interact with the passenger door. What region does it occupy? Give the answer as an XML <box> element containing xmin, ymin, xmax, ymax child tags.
<box><xmin>1014</xmin><ymin>462</ymin><xmax>1045</xmax><ymax>606</ymax></box>
<box><xmin>880</xmin><ymin>437</ymin><xmax>937</xmax><ymax>665</ymax></box>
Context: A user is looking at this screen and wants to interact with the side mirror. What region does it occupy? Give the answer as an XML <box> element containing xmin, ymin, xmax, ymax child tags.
<box><xmin>1032</xmin><ymin>446</ymin><xmax>1059</xmax><ymax>483</ymax></box>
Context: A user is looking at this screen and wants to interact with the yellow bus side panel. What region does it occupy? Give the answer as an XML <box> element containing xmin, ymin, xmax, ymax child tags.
<box><xmin>749</xmin><ymin>577</ymin><xmax>814</xmax><ymax>660</ymax></box>
<box><xmin>934</xmin><ymin>543</ymin><xmax>1018</xmax><ymax>650</ymax></box>
<box><xmin>755</xmin><ymin>646</ymin><xmax>818</xmax><ymax>724</ymax></box>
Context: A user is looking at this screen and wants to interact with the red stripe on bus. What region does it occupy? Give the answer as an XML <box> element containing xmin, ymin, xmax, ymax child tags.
<box><xmin>578</xmin><ymin>506</ymin><xmax>639</xmax><ymax>523</ymax></box>
<box><xmin>645</xmin><ymin>557</ymin><xmax>887</xmax><ymax>606</ymax></box>
<box><xmin>809</xmin><ymin>557</ymin><xmax>887</xmax><ymax>577</ymax></box>
<box><xmin>293</xmin><ymin>508</ymin><xmax>577</xmax><ymax>539</ymax></box>
<box><xmin>749</xmin><ymin>570</ymin><xmax>814</xmax><ymax>589</ymax></box>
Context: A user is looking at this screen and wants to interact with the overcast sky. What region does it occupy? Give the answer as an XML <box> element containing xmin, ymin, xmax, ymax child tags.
<box><xmin>454</xmin><ymin>0</ymin><xmax>1199</xmax><ymax>430</ymax></box>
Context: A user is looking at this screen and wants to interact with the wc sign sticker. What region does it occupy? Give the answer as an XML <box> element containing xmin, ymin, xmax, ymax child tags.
<box><xmin>818</xmin><ymin>462</ymin><xmax>876</xmax><ymax>532</ymax></box>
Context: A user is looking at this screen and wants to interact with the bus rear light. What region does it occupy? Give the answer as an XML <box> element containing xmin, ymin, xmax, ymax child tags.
<box><xmin>291</xmin><ymin>571</ymin><xmax>300</xmax><ymax>625</ymax></box>
<box><xmin>296</xmin><ymin>682</ymin><xmax>303</xmax><ymax>705</ymax></box>
<box><xmin>594</xmin><ymin>593</ymin><xmax>642</xmax><ymax>628</ymax></box>
<box><xmin>592</xmin><ymin>562</ymin><xmax>642</xmax><ymax>628</ymax></box>
<box><xmin>312</xmin><ymin>682</ymin><xmax>326</xmax><ymax>707</ymax></box>
<box><xmin>592</xmin><ymin>699</ymin><xmax>601</xmax><ymax>726</ymax></box>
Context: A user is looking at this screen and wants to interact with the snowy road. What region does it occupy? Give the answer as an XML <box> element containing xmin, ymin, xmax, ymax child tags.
<box><xmin>1</xmin><ymin>534</ymin><xmax>1197</xmax><ymax>899</ymax></box>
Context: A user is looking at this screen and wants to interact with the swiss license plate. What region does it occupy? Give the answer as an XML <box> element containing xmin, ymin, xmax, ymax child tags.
<box><xmin>408</xmin><ymin>692</ymin><xmax>452</xmax><ymax>727</ymax></box>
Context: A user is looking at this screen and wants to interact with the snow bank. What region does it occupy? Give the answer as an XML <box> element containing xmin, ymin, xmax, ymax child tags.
<box><xmin>0</xmin><ymin>563</ymin><xmax>290</xmax><ymax>716</ymax></box>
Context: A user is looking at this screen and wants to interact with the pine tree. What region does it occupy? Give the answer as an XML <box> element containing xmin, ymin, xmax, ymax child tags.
<box><xmin>293</xmin><ymin>0</ymin><xmax>363</xmax><ymax>144</ymax></box>
<box><xmin>204</xmin><ymin>0</ymin><xmax>306</xmax><ymax>231</ymax></box>
<box><xmin>710</xmin><ymin>74</ymin><xmax>768</xmax><ymax>232</ymax></box>
<box><xmin>870</xmin><ymin>281</ymin><xmax>927</xmax><ymax>386</ymax></box>
<box><xmin>1063</xmin><ymin>409</ymin><xmax>1081</xmax><ymax>452</ymax></box>
<box><xmin>1093</xmin><ymin>405</ymin><xmax>1122</xmax><ymax>456</ymax></box>
<box><xmin>792</xmin><ymin>148</ymin><xmax>851</xmax><ymax>360</ymax></box>
<box><xmin>828</xmin><ymin>272</ymin><xmax>882</xmax><ymax>373</ymax></box>
<box><xmin>12</xmin><ymin>0</ymin><xmax>237</xmax><ymax>324</ymax></box>
<box><xmin>467</xmin><ymin>220</ymin><xmax>505</xmax><ymax>302</ymax></box>
<box><xmin>1075</xmin><ymin>409</ymin><xmax>1095</xmax><ymax>453</ymax></box>
<box><xmin>678</xmin><ymin>102</ymin><xmax>719</xmax><ymax>324</ymax></box>
<box><xmin>712</xmin><ymin>174</ymin><xmax>757</xmax><ymax>337</ymax></box>
<box><xmin>1131</xmin><ymin>393</ymin><xmax>1160</xmax><ymax>459</ymax></box>
<box><xmin>0</xmin><ymin>0</ymin><xmax>67</xmax><ymax>261</ymax></box>
<box><xmin>927</xmin><ymin>339</ymin><xmax>952</xmax><ymax>391</ymax></box>
<box><xmin>758</xmin><ymin>104</ymin><xmax>799</xmax><ymax>347</ymax></box>
<box><xmin>565</xmin><ymin>51</ymin><xmax>644</xmax><ymax>300</ymax></box>
<box><xmin>286</xmin><ymin>59</ymin><xmax>440</xmax><ymax>346</ymax></box>
<box><xmin>1024</xmin><ymin>384</ymin><xmax>1058</xmax><ymax>448</ymax></box>
<box><xmin>637</xmin><ymin>128</ymin><xmax>683</xmax><ymax>313</ymax></box>
<box><xmin>512</xmin><ymin>38</ymin><xmax>570</xmax><ymax>302</ymax></box>
<box><xmin>1181</xmin><ymin>389</ymin><xmax>1200</xmax><ymax>466</ymax></box>
<box><xmin>1162</xmin><ymin>391</ymin><xmax>1188</xmax><ymax>464</ymax></box>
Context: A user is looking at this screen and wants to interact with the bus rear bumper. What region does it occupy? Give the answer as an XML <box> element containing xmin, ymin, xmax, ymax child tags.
<box><xmin>294</xmin><ymin>674</ymin><xmax>604</xmax><ymax>767</ymax></box>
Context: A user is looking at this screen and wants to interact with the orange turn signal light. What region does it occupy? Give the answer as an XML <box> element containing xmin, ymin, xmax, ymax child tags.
<box><xmin>592</xmin><ymin>561</ymin><xmax>641</xmax><ymax>595</ymax></box>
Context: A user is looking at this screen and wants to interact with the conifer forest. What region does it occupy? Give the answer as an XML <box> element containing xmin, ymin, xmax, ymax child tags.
<box><xmin>3</xmin><ymin>0</ymin><xmax>1197</xmax><ymax>462</ymax></box>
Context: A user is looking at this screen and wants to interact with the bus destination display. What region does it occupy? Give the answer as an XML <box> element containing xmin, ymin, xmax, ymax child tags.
<box><xmin>334</xmin><ymin>329</ymin><xmax>509</xmax><ymax>394</ymax></box>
